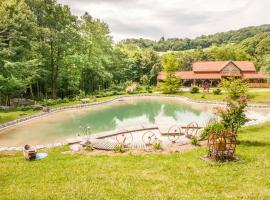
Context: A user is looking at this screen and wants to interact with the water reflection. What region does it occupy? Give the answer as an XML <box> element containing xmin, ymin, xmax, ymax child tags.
<box><xmin>4</xmin><ymin>97</ymin><xmax>270</xmax><ymax>146</ymax></box>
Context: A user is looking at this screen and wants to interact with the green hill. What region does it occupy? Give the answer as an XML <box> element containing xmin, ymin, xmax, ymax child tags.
<box><xmin>121</xmin><ymin>24</ymin><xmax>270</xmax><ymax>52</ymax></box>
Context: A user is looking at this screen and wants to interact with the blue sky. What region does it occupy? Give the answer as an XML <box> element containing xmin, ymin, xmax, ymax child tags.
<box><xmin>58</xmin><ymin>0</ymin><xmax>270</xmax><ymax>41</ymax></box>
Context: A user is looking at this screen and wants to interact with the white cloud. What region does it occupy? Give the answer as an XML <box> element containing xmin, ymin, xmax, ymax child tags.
<box><xmin>58</xmin><ymin>0</ymin><xmax>270</xmax><ymax>41</ymax></box>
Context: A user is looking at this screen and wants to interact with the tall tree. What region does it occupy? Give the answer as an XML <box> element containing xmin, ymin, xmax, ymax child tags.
<box><xmin>0</xmin><ymin>0</ymin><xmax>39</xmax><ymax>105</ymax></box>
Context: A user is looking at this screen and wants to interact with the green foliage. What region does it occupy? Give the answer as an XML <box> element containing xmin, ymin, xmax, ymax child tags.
<box><xmin>140</xmin><ymin>75</ymin><xmax>150</xmax><ymax>86</ymax></box>
<box><xmin>162</xmin><ymin>54</ymin><xmax>180</xmax><ymax>73</ymax></box>
<box><xmin>161</xmin><ymin>74</ymin><xmax>182</xmax><ymax>94</ymax></box>
<box><xmin>221</xmin><ymin>78</ymin><xmax>248</xmax><ymax>99</ymax></box>
<box><xmin>153</xmin><ymin>142</ymin><xmax>162</xmax><ymax>150</ymax></box>
<box><xmin>218</xmin><ymin>96</ymin><xmax>249</xmax><ymax>133</ymax></box>
<box><xmin>190</xmin><ymin>86</ymin><xmax>200</xmax><ymax>94</ymax></box>
<box><xmin>0</xmin><ymin>0</ymin><xmax>269</xmax><ymax>107</ymax></box>
<box><xmin>121</xmin><ymin>24</ymin><xmax>270</xmax><ymax>52</ymax></box>
<box><xmin>114</xmin><ymin>144</ymin><xmax>126</xmax><ymax>153</ymax></box>
<box><xmin>260</xmin><ymin>55</ymin><xmax>270</xmax><ymax>78</ymax></box>
<box><xmin>41</xmin><ymin>98</ymin><xmax>70</xmax><ymax>106</ymax></box>
<box><xmin>201</xmin><ymin>121</ymin><xmax>225</xmax><ymax>139</ymax></box>
<box><xmin>191</xmin><ymin>136</ymin><xmax>198</xmax><ymax>145</ymax></box>
<box><xmin>213</xmin><ymin>88</ymin><xmax>222</xmax><ymax>95</ymax></box>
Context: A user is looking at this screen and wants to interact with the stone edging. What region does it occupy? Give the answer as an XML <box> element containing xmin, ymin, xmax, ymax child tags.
<box><xmin>0</xmin><ymin>94</ymin><xmax>270</xmax><ymax>151</ymax></box>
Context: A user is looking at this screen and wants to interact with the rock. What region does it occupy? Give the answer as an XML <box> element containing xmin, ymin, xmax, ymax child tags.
<box><xmin>42</xmin><ymin>106</ymin><xmax>50</xmax><ymax>112</ymax></box>
<box><xmin>32</xmin><ymin>105</ymin><xmax>43</xmax><ymax>110</ymax></box>
<box><xmin>0</xmin><ymin>106</ymin><xmax>14</xmax><ymax>111</ymax></box>
<box><xmin>11</xmin><ymin>98</ymin><xmax>35</xmax><ymax>106</ymax></box>
<box><xmin>80</xmin><ymin>98</ymin><xmax>90</xmax><ymax>103</ymax></box>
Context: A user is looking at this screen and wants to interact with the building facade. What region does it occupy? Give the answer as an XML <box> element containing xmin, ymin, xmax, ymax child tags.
<box><xmin>157</xmin><ymin>61</ymin><xmax>269</xmax><ymax>88</ymax></box>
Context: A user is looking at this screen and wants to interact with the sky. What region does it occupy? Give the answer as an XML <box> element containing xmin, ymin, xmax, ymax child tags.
<box><xmin>58</xmin><ymin>0</ymin><xmax>270</xmax><ymax>41</ymax></box>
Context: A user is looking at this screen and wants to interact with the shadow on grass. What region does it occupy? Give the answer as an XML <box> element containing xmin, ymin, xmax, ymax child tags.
<box><xmin>239</xmin><ymin>140</ymin><xmax>270</xmax><ymax>147</ymax></box>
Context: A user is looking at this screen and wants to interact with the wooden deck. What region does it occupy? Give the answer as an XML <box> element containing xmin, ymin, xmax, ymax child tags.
<box><xmin>90</xmin><ymin>139</ymin><xmax>147</xmax><ymax>151</ymax></box>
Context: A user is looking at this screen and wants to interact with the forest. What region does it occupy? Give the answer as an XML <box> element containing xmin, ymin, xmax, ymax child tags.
<box><xmin>0</xmin><ymin>0</ymin><xmax>270</xmax><ymax>105</ymax></box>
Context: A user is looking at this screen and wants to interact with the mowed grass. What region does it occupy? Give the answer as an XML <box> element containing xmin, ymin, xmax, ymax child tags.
<box><xmin>1</xmin><ymin>123</ymin><xmax>270</xmax><ymax>199</ymax></box>
<box><xmin>179</xmin><ymin>91</ymin><xmax>270</xmax><ymax>104</ymax></box>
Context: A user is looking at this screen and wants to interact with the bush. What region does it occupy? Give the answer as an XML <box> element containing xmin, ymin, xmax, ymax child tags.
<box><xmin>114</xmin><ymin>144</ymin><xmax>126</xmax><ymax>153</ymax></box>
<box><xmin>200</xmin><ymin>121</ymin><xmax>225</xmax><ymax>140</ymax></box>
<box><xmin>41</xmin><ymin>98</ymin><xmax>70</xmax><ymax>106</ymax></box>
<box><xmin>17</xmin><ymin>105</ymin><xmax>32</xmax><ymax>111</ymax></box>
<box><xmin>218</xmin><ymin>95</ymin><xmax>249</xmax><ymax>133</ymax></box>
<box><xmin>221</xmin><ymin>78</ymin><xmax>248</xmax><ymax>99</ymax></box>
<box><xmin>108</xmin><ymin>83</ymin><xmax>125</xmax><ymax>92</ymax></box>
<box><xmin>153</xmin><ymin>142</ymin><xmax>162</xmax><ymax>150</ymax></box>
<box><xmin>161</xmin><ymin>74</ymin><xmax>182</xmax><ymax>94</ymax></box>
<box><xmin>190</xmin><ymin>86</ymin><xmax>199</xmax><ymax>94</ymax></box>
<box><xmin>191</xmin><ymin>136</ymin><xmax>198</xmax><ymax>145</ymax></box>
<box><xmin>213</xmin><ymin>88</ymin><xmax>222</xmax><ymax>95</ymax></box>
<box><xmin>126</xmin><ymin>82</ymin><xmax>139</xmax><ymax>94</ymax></box>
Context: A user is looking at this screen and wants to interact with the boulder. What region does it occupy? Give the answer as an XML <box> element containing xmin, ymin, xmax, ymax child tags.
<box><xmin>80</xmin><ymin>98</ymin><xmax>90</xmax><ymax>103</ymax></box>
<box><xmin>32</xmin><ymin>105</ymin><xmax>43</xmax><ymax>111</ymax></box>
<box><xmin>11</xmin><ymin>98</ymin><xmax>35</xmax><ymax>106</ymax></box>
<box><xmin>42</xmin><ymin>106</ymin><xmax>50</xmax><ymax>112</ymax></box>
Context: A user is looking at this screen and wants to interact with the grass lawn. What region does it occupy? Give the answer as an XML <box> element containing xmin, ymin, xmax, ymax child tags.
<box><xmin>1</xmin><ymin>123</ymin><xmax>270</xmax><ymax>199</ymax></box>
<box><xmin>179</xmin><ymin>91</ymin><xmax>270</xmax><ymax>104</ymax></box>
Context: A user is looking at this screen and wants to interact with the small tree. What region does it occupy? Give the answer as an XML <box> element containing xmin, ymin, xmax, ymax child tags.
<box><xmin>221</xmin><ymin>78</ymin><xmax>248</xmax><ymax>99</ymax></box>
<box><xmin>218</xmin><ymin>95</ymin><xmax>249</xmax><ymax>134</ymax></box>
<box><xmin>161</xmin><ymin>74</ymin><xmax>182</xmax><ymax>94</ymax></box>
<box><xmin>161</xmin><ymin>53</ymin><xmax>182</xmax><ymax>93</ymax></box>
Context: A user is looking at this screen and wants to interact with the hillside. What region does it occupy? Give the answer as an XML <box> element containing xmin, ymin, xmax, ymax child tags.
<box><xmin>121</xmin><ymin>24</ymin><xmax>270</xmax><ymax>52</ymax></box>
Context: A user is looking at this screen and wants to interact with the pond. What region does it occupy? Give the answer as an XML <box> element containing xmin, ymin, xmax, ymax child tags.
<box><xmin>0</xmin><ymin>96</ymin><xmax>269</xmax><ymax>146</ymax></box>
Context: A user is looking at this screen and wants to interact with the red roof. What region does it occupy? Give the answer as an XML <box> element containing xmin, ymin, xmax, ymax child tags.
<box><xmin>192</xmin><ymin>61</ymin><xmax>256</xmax><ymax>72</ymax></box>
<box><xmin>157</xmin><ymin>72</ymin><xmax>222</xmax><ymax>80</ymax></box>
<box><xmin>157</xmin><ymin>61</ymin><xmax>268</xmax><ymax>81</ymax></box>
<box><xmin>242</xmin><ymin>72</ymin><xmax>268</xmax><ymax>79</ymax></box>
<box><xmin>157</xmin><ymin>71</ymin><xmax>267</xmax><ymax>80</ymax></box>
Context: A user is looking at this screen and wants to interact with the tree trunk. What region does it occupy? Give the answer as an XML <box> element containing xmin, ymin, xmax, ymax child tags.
<box><xmin>36</xmin><ymin>82</ymin><xmax>40</xmax><ymax>99</ymax></box>
<box><xmin>6</xmin><ymin>95</ymin><xmax>10</xmax><ymax>106</ymax></box>
<box><xmin>29</xmin><ymin>85</ymin><xmax>34</xmax><ymax>98</ymax></box>
<box><xmin>50</xmin><ymin>36</ymin><xmax>57</xmax><ymax>99</ymax></box>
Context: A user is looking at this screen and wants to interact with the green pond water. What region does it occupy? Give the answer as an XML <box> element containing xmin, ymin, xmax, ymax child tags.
<box><xmin>0</xmin><ymin>97</ymin><xmax>215</xmax><ymax>146</ymax></box>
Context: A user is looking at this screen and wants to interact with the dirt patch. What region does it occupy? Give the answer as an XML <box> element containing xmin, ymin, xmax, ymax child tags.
<box><xmin>66</xmin><ymin>141</ymin><xmax>207</xmax><ymax>156</ymax></box>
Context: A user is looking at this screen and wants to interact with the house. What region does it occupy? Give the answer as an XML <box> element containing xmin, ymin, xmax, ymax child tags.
<box><xmin>157</xmin><ymin>61</ymin><xmax>269</xmax><ymax>88</ymax></box>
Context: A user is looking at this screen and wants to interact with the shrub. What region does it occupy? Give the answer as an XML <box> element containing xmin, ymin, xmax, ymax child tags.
<box><xmin>161</xmin><ymin>74</ymin><xmax>182</xmax><ymax>94</ymax></box>
<box><xmin>201</xmin><ymin>121</ymin><xmax>225</xmax><ymax>140</ymax></box>
<box><xmin>218</xmin><ymin>95</ymin><xmax>249</xmax><ymax>133</ymax></box>
<box><xmin>153</xmin><ymin>142</ymin><xmax>162</xmax><ymax>150</ymax></box>
<box><xmin>109</xmin><ymin>83</ymin><xmax>125</xmax><ymax>92</ymax></box>
<box><xmin>114</xmin><ymin>144</ymin><xmax>126</xmax><ymax>153</ymax></box>
<box><xmin>17</xmin><ymin>105</ymin><xmax>32</xmax><ymax>111</ymax></box>
<box><xmin>190</xmin><ymin>86</ymin><xmax>199</xmax><ymax>94</ymax></box>
<box><xmin>191</xmin><ymin>136</ymin><xmax>198</xmax><ymax>145</ymax></box>
<box><xmin>126</xmin><ymin>82</ymin><xmax>139</xmax><ymax>94</ymax></box>
<box><xmin>221</xmin><ymin>78</ymin><xmax>248</xmax><ymax>99</ymax></box>
<box><xmin>213</xmin><ymin>88</ymin><xmax>222</xmax><ymax>95</ymax></box>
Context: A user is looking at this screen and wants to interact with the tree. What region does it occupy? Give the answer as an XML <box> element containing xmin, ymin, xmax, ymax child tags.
<box><xmin>218</xmin><ymin>95</ymin><xmax>249</xmax><ymax>133</ymax></box>
<box><xmin>161</xmin><ymin>74</ymin><xmax>182</xmax><ymax>94</ymax></box>
<box><xmin>161</xmin><ymin>53</ymin><xmax>182</xmax><ymax>93</ymax></box>
<box><xmin>221</xmin><ymin>78</ymin><xmax>248</xmax><ymax>99</ymax></box>
<box><xmin>260</xmin><ymin>55</ymin><xmax>270</xmax><ymax>78</ymax></box>
<box><xmin>162</xmin><ymin>53</ymin><xmax>180</xmax><ymax>73</ymax></box>
<box><xmin>0</xmin><ymin>0</ymin><xmax>40</xmax><ymax>104</ymax></box>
